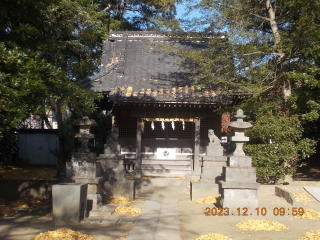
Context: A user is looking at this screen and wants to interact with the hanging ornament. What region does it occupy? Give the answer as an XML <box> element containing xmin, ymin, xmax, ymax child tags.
<box><xmin>182</xmin><ymin>120</ymin><xmax>185</xmax><ymax>130</ymax></box>
<box><xmin>151</xmin><ymin>121</ymin><xmax>155</xmax><ymax>130</ymax></box>
<box><xmin>171</xmin><ymin>121</ymin><xmax>175</xmax><ymax>130</ymax></box>
<box><xmin>161</xmin><ymin>121</ymin><xmax>165</xmax><ymax>130</ymax></box>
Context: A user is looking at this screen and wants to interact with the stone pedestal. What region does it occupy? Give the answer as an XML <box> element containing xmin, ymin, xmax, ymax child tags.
<box><xmin>98</xmin><ymin>127</ymin><xmax>135</xmax><ymax>202</ymax></box>
<box><xmin>219</xmin><ymin>109</ymin><xmax>260</xmax><ymax>209</ymax></box>
<box><xmin>219</xmin><ymin>156</ymin><xmax>260</xmax><ymax>209</ymax></box>
<box><xmin>206</xmin><ymin>144</ymin><xmax>224</xmax><ymax>157</ymax></box>
<box><xmin>200</xmin><ymin>129</ymin><xmax>227</xmax><ymax>184</ymax></box>
<box><xmin>66</xmin><ymin>152</ymin><xmax>103</xmax><ymax>210</ymax></box>
<box><xmin>99</xmin><ymin>155</ymin><xmax>135</xmax><ymax>201</ymax></box>
<box><xmin>200</xmin><ymin>156</ymin><xmax>227</xmax><ymax>183</ymax></box>
<box><xmin>190</xmin><ymin>128</ymin><xmax>226</xmax><ymax>201</ymax></box>
<box><xmin>52</xmin><ymin>183</ymin><xmax>88</xmax><ymax>225</ymax></box>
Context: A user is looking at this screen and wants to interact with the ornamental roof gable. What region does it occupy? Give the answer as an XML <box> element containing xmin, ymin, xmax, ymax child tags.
<box><xmin>84</xmin><ymin>30</ymin><xmax>232</xmax><ymax>105</ymax></box>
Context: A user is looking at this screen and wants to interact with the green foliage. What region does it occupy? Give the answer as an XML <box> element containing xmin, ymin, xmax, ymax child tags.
<box><xmin>0</xmin><ymin>43</ymin><xmax>60</xmax><ymax>135</ymax></box>
<box><xmin>105</xmin><ymin>0</ymin><xmax>181</xmax><ymax>30</ymax></box>
<box><xmin>244</xmin><ymin>114</ymin><xmax>316</xmax><ymax>181</ymax></box>
<box><xmin>1</xmin><ymin>0</ymin><xmax>179</xmax><ymax>177</ymax></box>
<box><xmin>280</xmin><ymin>1</ymin><xmax>320</xmax><ymax>123</ymax></box>
<box><xmin>0</xmin><ymin>0</ymin><xmax>108</xmax><ymax>137</ymax></box>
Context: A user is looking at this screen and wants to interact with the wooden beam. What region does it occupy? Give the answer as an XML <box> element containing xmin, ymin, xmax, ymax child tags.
<box><xmin>194</xmin><ymin>118</ymin><xmax>200</xmax><ymax>172</ymax></box>
<box><xmin>135</xmin><ymin>116</ymin><xmax>142</xmax><ymax>178</ymax></box>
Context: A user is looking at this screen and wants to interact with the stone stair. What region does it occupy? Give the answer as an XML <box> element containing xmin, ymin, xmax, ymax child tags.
<box><xmin>141</xmin><ymin>156</ymin><xmax>192</xmax><ymax>177</ymax></box>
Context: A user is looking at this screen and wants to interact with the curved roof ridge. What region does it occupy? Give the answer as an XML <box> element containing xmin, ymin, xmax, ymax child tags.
<box><xmin>109</xmin><ymin>30</ymin><xmax>226</xmax><ymax>39</ymax></box>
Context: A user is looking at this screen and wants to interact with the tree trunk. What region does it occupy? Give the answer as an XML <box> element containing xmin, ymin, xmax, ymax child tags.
<box><xmin>265</xmin><ymin>0</ymin><xmax>291</xmax><ymax>99</ymax></box>
<box><xmin>54</xmin><ymin>101</ymin><xmax>73</xmax><ymax>181</ymax></box>
<box><xmin>42</xmin><ymin>115</ymin><xmax>53</xmax><ymax>129</ymax></box>
<box><xmin>266</xmin><ymin>0</ymin><xmax>281</xmax><ymax>47</ymax></box>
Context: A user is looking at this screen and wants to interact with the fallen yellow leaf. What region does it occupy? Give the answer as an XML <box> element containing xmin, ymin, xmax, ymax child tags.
<box><xmin>0</xmin><ymin>205</ymin><xmax>17</xmax><ymax>217</ymax></box>
<box><xmin>192</xmin><ymin>233</ymin><xmax>231</xmax><ymax>240</ymax></box>
<box><xmin>106</xmin><ymin>197</ymin><xmax>132</xmax><ymax>204</ymax></box>
<box><xmin>30</xmin><ymin>228</ymin><xmax>94</xmax><ymax>240</ymax></box>
<box><xmin>115</xmin><ymin>206</ymin><xmax>141</xmax><ymax>215</ymax></box>
<box><xmin>300</xmin><ymin>230</ymin><xmax>320</xmax><ymax>240</ymax></box>
<box><xmin>295</xmin><ymin>209</ymin><xmax>320</xmax><ymax>220</ymax></box>
<box><xmin>196</xmin><ymin>196</ymin><xmax>220</xmax><ymax>204</ymax></box>
<box><xmin>236</xmin><ymin>219</ymin><xmax>288</xmax><ymax>231</ymax></box>
<box><xmin>10</xmin><ymin>198</ymin><xmax>43</xmax><ymax>208</ymax></box>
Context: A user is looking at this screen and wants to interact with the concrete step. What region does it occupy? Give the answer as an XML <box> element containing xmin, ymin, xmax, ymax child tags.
<box><xmin>141</xmin><ymin>165</ymin><xmax>191</xmax><ymax>170</ymax></box>
<box><xmin>141</xmin><ymin>155</ymin><xmax>192</xmax><ymax>160</ymax></box>
<box><xmin>141</xmin><ymin>169</ymin><xmax>191</xmax><ymax>177</ymax></box>
<box><xmin>136</xmin><ymin>177</ymin><xmax>189</xmax><ymax>186</ymax></box>
<box><xmin>142</xmin><ymin>160</ymin><xmax>191</xmax><ymax>165</ymax></box>
<box><xmin>137</xmin><ymin>193</ymin><xmax>189</xmax><ymax>199</ymax></box>
<box><xmin>89</xmin><ymin>205</ymin><xmax>116</xmax><ymax>217</ymax></box>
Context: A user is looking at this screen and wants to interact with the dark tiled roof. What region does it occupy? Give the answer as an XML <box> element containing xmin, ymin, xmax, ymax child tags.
<box><xmin>84</xmin><ymin>31</ymin><xmax>232</xmax><ymax>105</ymax></box>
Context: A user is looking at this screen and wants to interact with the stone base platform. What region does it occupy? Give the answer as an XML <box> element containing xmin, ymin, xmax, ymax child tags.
<box><xmin>103</xmin><ymin>180</ymin><xmax>135</xmax><ymax>201</ymax></box>
<box><xmin>52</xmin><ymin>183</ymin><xmax>88</xmax><ymax>225</ymax></box>
<box><xmin>190</xmin><ymin>181</ymin><xmax>220</xmax><ymax>201</ymax></box>
<box><xmin>200</xmin><ymin>156</ymin><xmax>227</xmax><ymax>184</ymax></box>
<box><xmin>219</xmin><ymin>180</ymin><xmax>260</xmax><ymax>209</ymax></box>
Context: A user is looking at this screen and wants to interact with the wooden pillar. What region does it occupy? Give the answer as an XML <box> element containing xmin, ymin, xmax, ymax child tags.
<box><xmin>135</xmin><ymin>116</ymin><xmax>142</xmax><ymax>177</ymax></box>
<box><xmin>194</xmin><ymin>118</ymin><xmax>200</xmax><ymax>173</ymax></box>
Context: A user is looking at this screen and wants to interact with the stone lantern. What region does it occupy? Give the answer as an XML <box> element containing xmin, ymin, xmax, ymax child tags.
<box><xmin>66</xmin><ymin>116</ymin><xmax>103</xmax><ymax>211</ymax></box>
<box><xmin>73</xmin><ymin>116</ymin><xmax>98</xmax><ymax>153</ymax></box>
<box><xmin>219</xmin><ymin>109</ymin><xmax>260</xmax><ymax>210</ymax></box>
<box><xmin>228</xmin><ymin>109</ymin><xmax>253</xmax><ymax>156</ymax></box>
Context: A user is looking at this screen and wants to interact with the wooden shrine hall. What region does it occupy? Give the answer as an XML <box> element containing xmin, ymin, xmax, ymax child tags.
<box><xmin>84</xmin><ymin>30</ymin><xmax>234</xmax><ymax>177</ymax></box>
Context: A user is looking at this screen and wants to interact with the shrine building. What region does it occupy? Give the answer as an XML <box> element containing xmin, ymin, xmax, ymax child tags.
<box><xmin>84</xmin><ymin>30</ymin><xmax>235</xmax><ymax>177</ymax></box>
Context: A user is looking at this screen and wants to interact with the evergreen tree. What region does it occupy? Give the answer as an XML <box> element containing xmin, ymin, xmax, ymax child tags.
<box><xmin>0</xmin><ymin>0</ymin><xmax>180</xmax><ymax>176</ymax></box>
<box><xmin>179</xmin><ymin>0</ymin><xmax>319</xmax><ymax>181</ymax></box>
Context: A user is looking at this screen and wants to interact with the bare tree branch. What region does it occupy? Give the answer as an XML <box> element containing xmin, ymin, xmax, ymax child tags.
<box><xmin>241</xmin><ymin>51</ymin><xmax>284</xmax><ymax>56</ymax></box>
<box><xmin>102</xmin><ymin>4</ymin><xmax>111</xmax><ymax>12</ymax></box>
<box><xmin>208</xmin><ymin>1</ymin><xmax>271</xmax><ymax>21</ymax></box>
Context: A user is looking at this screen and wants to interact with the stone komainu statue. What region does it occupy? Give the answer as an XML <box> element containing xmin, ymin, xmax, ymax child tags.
<box><xmin>208</xmin><ymin>129</ymin><xmax>221</xmax><ymax>146</ymax></box>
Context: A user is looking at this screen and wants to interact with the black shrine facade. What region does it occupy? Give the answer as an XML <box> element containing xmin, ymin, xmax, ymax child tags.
<box><xmin>84</xmin><ymin>31</ymin><xmax>233</xmax><ymax>177</ymax></box>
